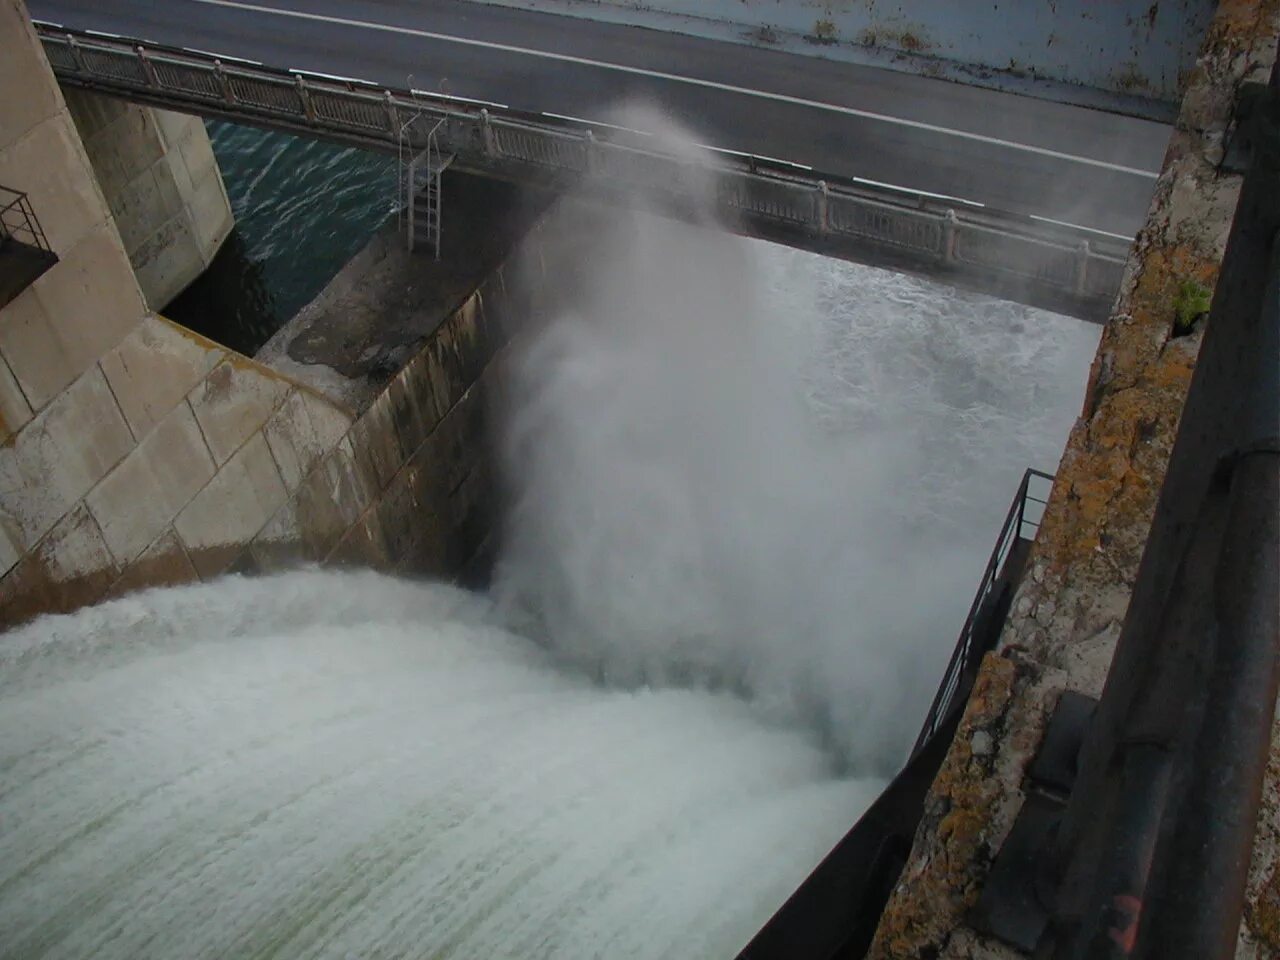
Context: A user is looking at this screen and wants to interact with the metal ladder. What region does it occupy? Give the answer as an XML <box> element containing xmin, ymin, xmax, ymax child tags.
<box><xmin>401</xmin><ymin>120</ymin><xmax>453</xmax><ymax>259</ymax></box>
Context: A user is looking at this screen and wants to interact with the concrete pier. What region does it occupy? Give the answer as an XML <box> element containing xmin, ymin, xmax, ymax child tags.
<box><xmin>64</xmin><ymin>91</ymin><xmax>233</xmax><ymax>310</ymax></box>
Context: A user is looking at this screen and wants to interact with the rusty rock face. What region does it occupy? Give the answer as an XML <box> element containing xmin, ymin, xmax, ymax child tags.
<box><xmin>866</xmin><ymin>2</ymin><xmax>1280</xmax><ymax>957</ymax></box>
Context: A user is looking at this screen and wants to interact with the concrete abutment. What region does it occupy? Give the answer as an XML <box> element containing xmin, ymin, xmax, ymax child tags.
<box><xmin>63</xmin><ymin>89</ymin><xmax>233</xmax><ymax>310</ymax></box>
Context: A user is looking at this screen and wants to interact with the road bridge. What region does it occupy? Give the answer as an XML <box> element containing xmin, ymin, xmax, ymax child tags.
<box><xmin>32</xmin><ymin>5</ymin><xmax>1160</xmax><ymax>321</ymax></box>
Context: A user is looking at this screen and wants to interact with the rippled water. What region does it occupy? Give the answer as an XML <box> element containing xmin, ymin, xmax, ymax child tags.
<box><xmin>166</xmin><ymin>122</ymin><xmax>395</xmax><ymax>355</ymax></box>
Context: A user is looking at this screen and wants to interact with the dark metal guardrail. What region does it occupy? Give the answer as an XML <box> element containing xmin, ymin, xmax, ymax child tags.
<box><xmin>911</xmin><ymin>467</ymin><xmax>1053</xmax><ymax>756</ymax></box>
<box><xmin>0</xmin><ymin>184</ymin><xmax>58</xmax><ymax>311</ymax></box>
<box><xmin>0</xmin><ymin>185</ymin><xmax>52</xmax><ymax>252</ymax></box>
<box><xmin>741</xmin><ymin>467</ymin><xmax>1053</xmax><ymax>960</ymax></box>
<box><xmin>34</xmin><ymin>25</ymin><xmax>1130</xmax><ymax>323</ymax></box>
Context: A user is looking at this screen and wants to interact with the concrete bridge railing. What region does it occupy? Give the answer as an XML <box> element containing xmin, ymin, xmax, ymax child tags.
<box><xmin>37</xmin><ymin>25</ymin><xmax>1129</xmax><ymax>322</ymax></box>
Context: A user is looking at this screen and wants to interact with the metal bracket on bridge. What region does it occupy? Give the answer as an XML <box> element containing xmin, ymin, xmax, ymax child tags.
<box><xmin>969</xmin><ymin>690</ymin><xmax>1098</xmax><ymax>952</ymax></box>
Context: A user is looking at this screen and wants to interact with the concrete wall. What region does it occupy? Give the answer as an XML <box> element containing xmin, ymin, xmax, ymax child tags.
<box><xmin>0</xmin><ymin>0</ymin><xmax>550</xmax><ymax>626</ymax></box>
<box><xmin>65</xmin><ymin>91</ymin><xmax>233</xmax><ymax>310</ymax></box>
<box><xmin>867</xmin><ymin>1</ymin><xmax>1279</xmax><ymax>957</ymax></box>
<box><xmin>244</xmin><ymin>269</ymin><xmax>520</xmax><ymax>582</ymax></box>
<box><xmin>470</xmin><ymin>0</ymin><xmax>1214</xmax><ymax>105</ymax></box>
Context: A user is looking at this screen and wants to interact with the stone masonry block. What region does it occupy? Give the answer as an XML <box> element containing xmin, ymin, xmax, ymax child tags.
<box><xmin>153</xmin><ymin>108</ymin><xmax>204</xmax><ymax>153</ymax></box>
<box><xmin>100</xmin><ymin>314</ymin><xmax>224</xmax><ymax>438</ymax></box>
<box><xmin>187</xmin><ymin>167</ymin><xmax>234</xmax><ymax>261</ymax></box>
<box><xmin>0</xmin><ymin>521</ymin><xmax>21</xmax><ymax>579</ymax></box>
<box><xmin>106</xmin><ymin>527</ymin><xmax>199</xmax><ymax>599</ymax></box>
<box><xmin>31</xmin><ymin>221</ymin><xmax>148</xmax><ymax>372</ymax></box>
<box><xmin>348</xmin><ymin>394</ymin><xmax>405</xmax><ymax>490</ymax></box>
<box><xmin>177</xmin><ymin>128</ymin><xmax>220</xmax><ymax>198</ymax></box>
<box><xmin>188</xmin><ymin>359</ymin><xmax>290</xmax><ymax>466</ymax></box>
<box><xmin>174</xmin><ymin>430</ymin><xmax>287</xmax><ymax>580</ymax></box>
<box><xmin>249</xmin><ymin>499</ymin><xmax>319</xmax><ymax>572</ymax></box>
<box><xmin>0</xmin><ymin>503</ymin><xmax>119</xmax><ymax>629</ymax></box>
<box><xmin>0</xmin><ymin>290</ymin><xmax>78</xmax><ymax>411</ymax></box>
<box><xmin>0</xmin><ymin>364</ymin><xmax>134</xmax><ymax>548</ymax></box>
<box><xmin>86</xmin><ymin>399</ymin><xmax>216</xmax><ymax>566</ymax></box>
<box><xmin>132</xmin><ymin>217</ymin><xmax>202</xmax><ymax>310</ymax></box>
<box><xmin>109</xmin><ymin>165</ymin><xmax>174</xmax><ymax>252</ymax></box>
<box><xmin>262</xmin><ymin>387</ymin><xmax>352</xmax><ymax>492</ymax></box>
<box><xmin>0</xmin><ymin>1</ymin><xmax>62</xmax><ymax>144</ymax></box>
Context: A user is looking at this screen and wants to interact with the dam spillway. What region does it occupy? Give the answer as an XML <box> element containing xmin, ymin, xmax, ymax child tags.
<box><xmin>0</xmin><ymin>197</ymin><xmax>1100</xmax><ymax>957</ymax></box>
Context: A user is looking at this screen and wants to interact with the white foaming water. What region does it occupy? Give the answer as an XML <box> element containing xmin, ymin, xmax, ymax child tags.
<box><xmin>493</xmin><ymin>189</ymin><xmax>1099</xmax><ymax>772</ymax></box>
<box><xmin>0</xmin><ymin>573</ymin><xmax>881</xmax><ymax>960</ymax></box>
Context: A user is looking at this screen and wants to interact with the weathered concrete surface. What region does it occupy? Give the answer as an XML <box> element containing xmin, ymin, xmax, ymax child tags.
<box><xmin>65</xmin><ymin>90</ymin><xmax>233</xmax><ymax>310</ymax></box>
<box><xmin>0</xmin><ymin>0</ymin><xmax>351</xmax><ymax>625</ymax></box>
<box><xmin>247</xmin><ymin>172</ymin><xmax>557</xmax><ymax>583</ymax></box>
<box><xmin>867</xmin><ymin>1</ymin><xmax>1279</xmax><ymax>957</ymax></box>
<box><xmin>466</xmin><ymin>0</ymin><xmax>1213</xmax><ymax>111</ymax></box>
<box><xmin>257</xmin><ymin>172</ymin><xmax>551</xmax><ymax>411</ymax></box>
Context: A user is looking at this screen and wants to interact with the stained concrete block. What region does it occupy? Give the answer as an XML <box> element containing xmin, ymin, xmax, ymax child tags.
<box><xmin>106</xmin><ymin>527</ymin><xmax>199</xmax><ymax>599</ymax></box>
<box><xmin>130</xmin><ymin>217</ymin><xmax>203</xmax><ymax>310</ymax></box>
<box><xmin>0</xmin><ymin>222</ymin><xmax>146</xmax><ymax>416</ymax></box>
<box><xmin>0</xmin><ymin>364</ymin><xmax>134</xmax><ymax>548</ymax></box>
<box><xmin>0</xmin><ymin>114</ymin><xmax>109</xmax><ymax>255</ymax></box>
<box><xmin>262</xmin><ymin>388</ymin><xmax>352</xmax><ymax>491</ymax></box>
<box><xmin>189</xmin><ymin>360</ymin><xmax>290</xmax><ymax>466</ymax></box>
<box><xmin>0</xmin><ymin>346</ymin><xmax>35</xmax><ymax>442</ymax></box>
<box><xmin>177</xmin><ymin>128</ymin><xmax>220</xmax><ymax>196</ymax></box>
<box><xmin>87</xmin><ymin>399</ymin><xmax>216</xmax><ymax>565</ymax></box>
<box><xmin>30</xmin><ymin>222</ymin><xmax>148</xmax><ymax>372</ymax></box>
<box><xmin>153</xmin><ymin>109</ymin><xmax>204</xmax><ymax>152</ymax></box>
<box><xmin>328</xmin><ymin>510</ymin><xmax>391</xmax><ymax>569</ymax></box>
<box><xmin>0</xmin><ymin>290</ymin><xmax>78</xmax><ymax>411</ymax></box>
<box><xmin>0</xmin><ymin>503</ymin><xmax>119</xmax><ymax>629</ymax></box>
<box><xmin>66</xmin><ymin>92</ymin><xmax>231</xmax><ymax>310</ymax></box>
<box><xmin>188</xmin><ymin>167</ymin><xmax>234</xmax><ymax>259</ymax></box>
<box><xmin>0</xmin><ymin>520</ymin><xmax>21</xmax><ymax>579</ymax></box>
<box><xmin>0</xmin><ymin>0</ymin><xmax>62</xmax><ymax>144</ymax></box>
<box><xmin>174</xmin><ymin>431</ymin><xmax>287</xmax><ymax>579</ymax></box>
<box><xmin>100</xmin><ymin>314</ymin><xmax>224</xmax><ymax>438</ymax></box>
<box><xmin>347</xmin><ymin>396</ymin><xmax>405</xmax><ymax>490</ymax></box>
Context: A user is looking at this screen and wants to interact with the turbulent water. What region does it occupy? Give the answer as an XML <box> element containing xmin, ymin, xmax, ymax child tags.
<box><xmin>494</xmin><ymin>199</ymin><xmax>1099</xmax><ymax>771</ymax></box>
<box><xmin>1</xmin><ymin>117</ymin><xmax>1101</xmax><ymax>958</ymax></box>
<box><xmin>0</xmin><ymin>574</ymin><xmax>880</xmax><ymax>959</ymax></box>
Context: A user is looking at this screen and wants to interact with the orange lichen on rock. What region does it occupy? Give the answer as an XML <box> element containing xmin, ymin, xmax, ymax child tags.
<box><xmin>867</xmin><ymin>2</ymin><xmax>1279</xmax><ymax>957</ymax></box>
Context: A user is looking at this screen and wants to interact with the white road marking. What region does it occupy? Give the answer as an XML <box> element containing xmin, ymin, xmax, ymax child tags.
<box><xmin>542</xmin><ymin>112</ymin><xmax>652</xmax><ymax>135</ymax></box>
<box><xmin>700</xmin><ymin>144</ymin><xmax>813</xmax><ymax>170</ymax></box>
<box><xmin>852</xmin><ymin>176</ymin><xmax>984</xmax><ymax>207</ymax></box>
<box><xmin>420</xmin><ymin>89</ymin><xmax>509</xmax><ymax>109</ymax></box>
<box><xmin>184</xmin><ymin>45</ymin><xmax>261</xmax><ymax>64</ymax></box>
<box><xmin>292</xmin><ymin>68</ymin><xmax>377</xmax><ymax>85</ymax></box>
<box><xmin>1029</xmin><ymin>214</ymin><xmax>1134</xmax><ymax>242</ymax></box>
<box><xmin>190</xmin><ymin>0</ymin><xmax>1159</xmax><ymax>179</ymax></box>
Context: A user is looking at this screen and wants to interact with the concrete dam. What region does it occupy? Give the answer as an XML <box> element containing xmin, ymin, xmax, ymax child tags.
<box><xmin>1</xmin><ymin>1</ymin><xmax>1277</xmax><ymax>958</ymax></box>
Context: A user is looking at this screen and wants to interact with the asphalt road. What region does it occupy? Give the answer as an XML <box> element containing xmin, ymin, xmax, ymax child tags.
<box><xmin>29</xmin><ymin>0</ymin><xmax>1170</xmax><ymax>236</ymax></box>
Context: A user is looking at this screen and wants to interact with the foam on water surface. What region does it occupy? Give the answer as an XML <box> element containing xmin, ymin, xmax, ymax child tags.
<box><xmin>0</xmin><ymin>573</ymin><xmax>881</xmax><ymax>960</ymax></box>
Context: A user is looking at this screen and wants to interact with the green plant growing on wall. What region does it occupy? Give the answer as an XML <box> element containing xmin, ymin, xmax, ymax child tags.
<box><xmin>1173</xmin><ymin>278</ymin><xmax>1213</xmax><ymax>335</ymax></box>
<box><xmin>811</xmin><ymin>18</ymin><xmax>837</xmax><ymax>44</ymax></box>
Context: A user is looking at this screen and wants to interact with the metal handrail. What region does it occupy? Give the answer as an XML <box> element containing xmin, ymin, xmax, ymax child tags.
<box><xmin>911</xmin><ymin>467</ymin><xmax>1054</xmax><ymax>756</ymax></box>
<box><xmin>0</xmin><ymin>186</ymin><xmax>52</xmax><ymax>252</ymax></box>
<box><xmin>33</xmin><ymin>24</ymin><xmax>1129</xmax><ymax>322</ymax></box>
